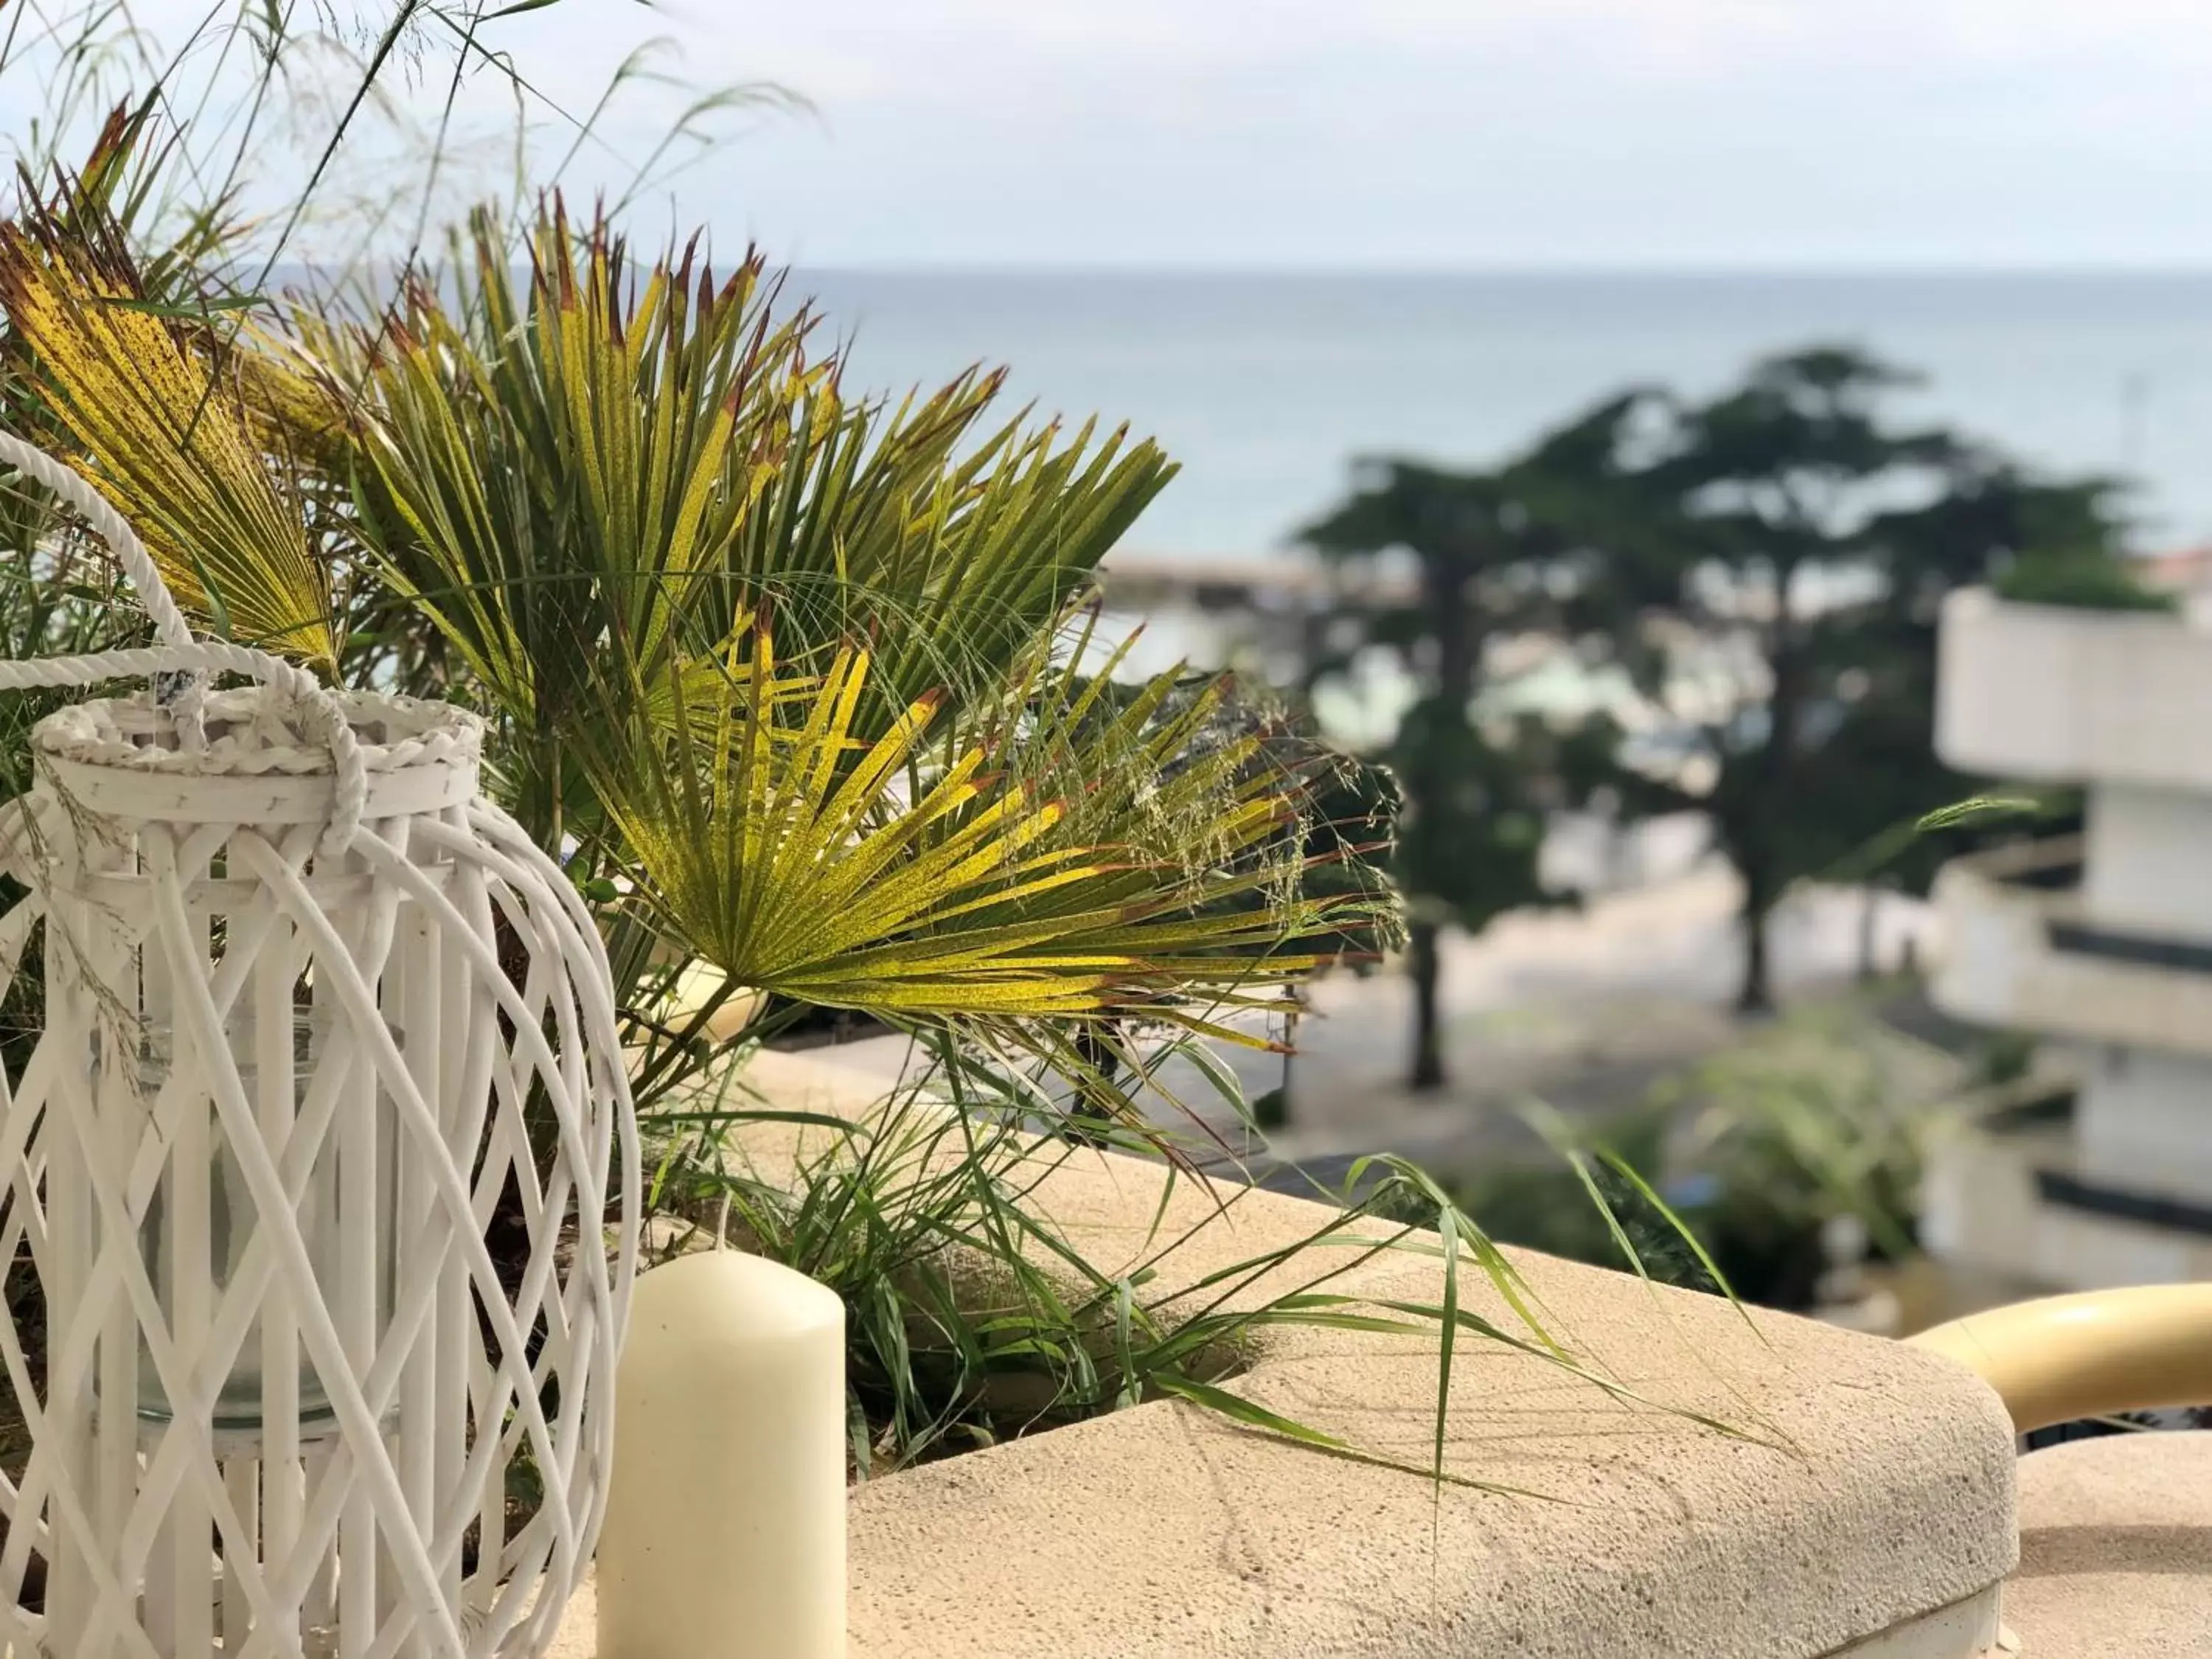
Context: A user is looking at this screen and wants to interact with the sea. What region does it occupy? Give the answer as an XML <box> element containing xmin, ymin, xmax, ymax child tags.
<box><xmin>795</xmin><ymin>270</ymin><xmax>2212</xmax><ymax>560</ymax></box>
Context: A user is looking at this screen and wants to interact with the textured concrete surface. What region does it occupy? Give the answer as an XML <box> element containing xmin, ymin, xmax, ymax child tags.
<box><xmin>2004</xmin><ymin>1430</ymin><xmax>2212</xmax><ymax>1658</ymax></box>
<box><xmin>562</xmin><ymin>1048</ymin><xmax>2021</xmax><ymax>1658</ymax></box>
<box><xmin>833</xmin><ymin>1250</ymin><xmax>2016</xmax><ymax>1659</ymax></box>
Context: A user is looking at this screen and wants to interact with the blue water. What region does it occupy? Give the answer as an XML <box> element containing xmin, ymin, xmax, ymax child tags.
<box><xmin>793</xmin><ymin>271</ymin><xmax>2212</xmax><ymax>557</ymax></box>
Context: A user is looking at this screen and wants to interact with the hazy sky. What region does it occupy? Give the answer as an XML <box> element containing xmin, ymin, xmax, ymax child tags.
<box><xmin>33</xmin><ymin>1</ymin><xmax>2212</xmax><ymax>268</ymax></box>
<box><xmin>596</xmin><ymin>0</ymin><xmax>2212</xmax><ymax>268</ymax></box>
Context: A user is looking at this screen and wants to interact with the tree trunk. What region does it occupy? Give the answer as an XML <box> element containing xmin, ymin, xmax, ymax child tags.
<box><xmin>1736</xmin><ymin>860</ymin><xmax>1774</xmax><ymax>1015</ymax></box>
<box><xmin>1400</xmin><ymin>548</ymin><xmax>1478</xmax><ymax>1096</ymax></box>
<box><xmin>1061</xmin><ymin>1021</ymin><xmax>1121</xmax><ymax>1146</ymax></box>
<box><xmin>1736</xmin><ymin>575</ymin><xmax>1808</xmax><ymax>1018</ymax></box>
<box><xmin>1857</xmin><ymin>884</ymin><xmax>1882</xmax><ymax>984</ymax></box>
<box><xmin>1408</xmin><ymin>919</ymin><xmax>1447</xmax><ymax>1091</ymax></box>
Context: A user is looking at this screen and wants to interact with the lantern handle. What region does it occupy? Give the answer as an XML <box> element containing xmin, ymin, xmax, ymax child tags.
<box><xmin>0</xmin><ymin>430</ymin><xmax>366</xmax><ymax>854</ymax></box>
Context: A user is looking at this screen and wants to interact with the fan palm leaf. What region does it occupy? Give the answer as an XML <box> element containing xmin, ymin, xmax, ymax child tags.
<box><xmin>319</xmin><ymin>204</ymin><xmax>818</xmax><ymax>731</ymax></box>
<box><xmin>173</xmin><ymin>199</ymin><xmax>1384</xmax><ymax>1062</ymax></box>
<box><xmin>0</xmin><ymin>208</ymin><xmax>337</xmax><ymax>668</ymax></box>
<box><xmin>322</xmin><ymin>202</ymin><xmax>1172</xmax><ymax>766</ymax></box>
<box><xmin>577</xmin><ymin>625</ymin><xmax>1368</xmax><ymax>1023</ymax></box>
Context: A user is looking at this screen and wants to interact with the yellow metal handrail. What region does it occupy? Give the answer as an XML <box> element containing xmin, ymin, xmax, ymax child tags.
<box><xmin>1908</xmin><ymin>1284</ymin><xmax>2212</xmax><ymax>1435</ymax></box>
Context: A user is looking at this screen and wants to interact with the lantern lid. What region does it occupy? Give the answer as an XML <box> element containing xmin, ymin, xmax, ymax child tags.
<box><xmin>30</xmin><ymin>686</ymin><xmax>484</xmax><ymax>827</ymax></box>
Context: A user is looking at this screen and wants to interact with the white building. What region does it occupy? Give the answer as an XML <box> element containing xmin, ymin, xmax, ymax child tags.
<box><xmin>1926</xmin><ymin>588</ymin><xmax>2212</xmax><ymax>1301</ymax></box>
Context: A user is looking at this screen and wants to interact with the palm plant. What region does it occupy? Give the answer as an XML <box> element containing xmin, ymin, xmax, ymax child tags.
<box><xmin>1</xmin><ymin>188</ymin><xmax>1394</xmax><ymax>1141</ymax></box>
<box><xmin>277</xmin><ymin>203</ymin><xmax>1388</xmax><ymax>1128</ymax></box>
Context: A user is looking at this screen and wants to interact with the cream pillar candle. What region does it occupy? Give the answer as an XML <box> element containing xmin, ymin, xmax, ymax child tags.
<box><xmin>598</xmin><ymin>1250</ymin><xmax>847</xmax><ymax>1658</ymax></box>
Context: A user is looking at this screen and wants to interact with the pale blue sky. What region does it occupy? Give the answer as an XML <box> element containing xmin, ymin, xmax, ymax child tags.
<box><xmin>26</xmin><ymin>1</ymin><xmax>2212</xmax><ymax>268</ymax></box>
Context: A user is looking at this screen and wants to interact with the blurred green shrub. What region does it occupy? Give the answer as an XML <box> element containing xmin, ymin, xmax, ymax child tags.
<box><xmin>1994</xmin><ymin>550</ymin><xmax>2174</xmax><ymax>613</ymax></box>
<box><xmin>1432</xmin><ymin>1007</ymin><xmax>1955</xmax><ymax>1311</ymax></box>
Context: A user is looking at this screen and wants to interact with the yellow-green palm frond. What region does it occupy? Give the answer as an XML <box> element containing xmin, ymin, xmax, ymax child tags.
<box><xmin>316</xmin><ymin>201</ymin><xmax>821</xmax><ymax>740</ymax></box>
<box><xmin>229</xmin><ymin>324</ymin><xmax>353</xmax><ymax>472</ymax></box>
<box><xmin>577</xmin><ymin>628</ymin><xmax>1372</xmax><ymax>1025</ymax></box>
<box><xmin>0</xmin><ymin>212</ymin><xmax>337</xmax><ymax>669</ymax></box>
<box><xmin>324</xmin><ymin>199</ymin><xmax>1173</xmax><ymax>761</ymax></box>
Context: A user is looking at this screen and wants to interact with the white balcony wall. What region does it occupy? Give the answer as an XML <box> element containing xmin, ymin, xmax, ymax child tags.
<box><xmin>1924</xmin><ymin>1126</ymin><xmax>2212</xmax><ymax>1293</ymax></box>
<box><xmin>2083</xmin><ymin>783</ymin><xmax>2212</xmax><ymax>936</ymax></box>
<box><xmin>1930</xmin><ymin>842</ymin><xmax>2212</xmax><ymax>1062</ymax></box>
<box><xmin>1936</xmin><ymin>590</ymin><xmax>2212</xmax><ymax>790</ymax></box>
<box><xmin>2077</xmin><ymin>1043</ymin><xmax>2212</xmax><ymax>1195</ymax></box>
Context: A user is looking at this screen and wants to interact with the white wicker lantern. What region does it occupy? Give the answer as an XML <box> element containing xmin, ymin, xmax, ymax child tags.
<box><xmin>0</xmin><ymin>437</ymin><xmax>637</xmax><ymax>1658</ymax></box>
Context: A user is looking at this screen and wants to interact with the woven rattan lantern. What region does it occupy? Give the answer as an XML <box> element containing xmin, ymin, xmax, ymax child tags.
<box><xmin>0</xmin><ymin>436</ymin><xmax>637</xmax><ymax>1658</ymax></box>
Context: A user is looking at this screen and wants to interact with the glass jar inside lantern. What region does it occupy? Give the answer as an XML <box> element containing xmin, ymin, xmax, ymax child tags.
<box><xmin>101</xmin><ymin>1005</ymin><xmax>401</xmax><ymax>1435</ymax></box>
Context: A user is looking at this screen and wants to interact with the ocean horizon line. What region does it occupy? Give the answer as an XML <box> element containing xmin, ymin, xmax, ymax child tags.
<box><xmin>785</xmin><ymin>262</ymin><xmax>2212</xmax><ymax>284</ymax></box>
<box><xmin>255</xmin><ymin>259</ymin><xmax>2212</xmax><ymax>290</ymax></box>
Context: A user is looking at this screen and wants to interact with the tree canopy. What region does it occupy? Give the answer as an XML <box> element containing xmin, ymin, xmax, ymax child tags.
<box><xmin>1579</xmin><ymin>347</ymin><xmax>2130</xmax><ymax>1007</ymax></box>
<box><xmin>1301</xmin><ymin>344</ymin><xmax>2135</xmax><ymax>1065</ymax></box>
